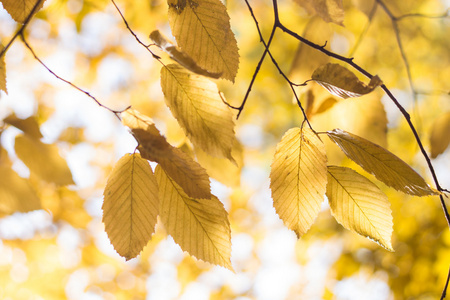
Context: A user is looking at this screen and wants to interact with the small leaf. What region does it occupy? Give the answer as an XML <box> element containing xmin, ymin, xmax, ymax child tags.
<box><xmin>327</xmin><ymin>128</ymin><xmax>438</xmax><ymax>196</ymax></box>
<box><xmin>312</xmin><ymin>63</ymin><xmax>382</xmax><ymax>99</ymax></box>
<box><xmin>156</xmin><ymin>165</ymin><xmax>233</xmax><ymax>270</ymax></box>
<box><xmin>294</xmin><ymin>0</ymin><xmax>345</xmax><ymax>26</ymax></box>
<box><xmin>0</xmin><ymin>44</ymin><xmax>6</xmax><ymax>94</ymax></box>
<box><xmin>429</xmin><ymin>112</ymin><xmax>450</xmax><ymax>158</ymax></box>
<box><xmin>0</xmin><ymin>0</ymin><xmax>46</xmax><ymax>23</ymax></box>
<box><xmin>327</xmin><ymin>166</ymin><xmax>393</xmax><ymax>251</ymax></box>
<box><xmin>4</xmin><ymin>113</ymin><xmax>43</xmax><ymax>139</ymax></box>
<box><xmin>270</xmin><ymin>127</ymin><xmax>328</xmax><ymax>237</ymax></box>
<box><xmin>102</xmin><ymin>153</ymin><xmax>159</xmax><ymax>260</ymax></box>
<box><xmin>15</xmin><ymin>134</ymin><xmax>74</xmax><ymax>185</ymax></box>
<box><xmin>314</xmin><ymin>97</ymin><xmax>337</xmax><ymax>115</ymax></box>
<box><xmin>168</xmin><ymin>0</ymin><xmax>239</xmax><ymax>82</ymax></box>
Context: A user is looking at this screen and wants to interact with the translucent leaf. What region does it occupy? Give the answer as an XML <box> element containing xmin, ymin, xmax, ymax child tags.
<box><xmin>327</xmin><ymin>166</ymin><xmax>393</xmax><ymax>251</ymax></box>
<box><xmin>294</xmin><ymin>0</ymin><xmax>345</xmax><ymax>26</ymax></box>
<box><xmin>0</xmin><ymin>44</ymin><xmax>6</xmax><ymax>94</ymax></box>
<box><xmin>102</xmin><ymin>153</ymin><xmax>159</xmax><ymax>260</ymax></box>
<box><xmin>270</xmin><ymin>127</ymin><xmax>328</xmax><ymax>237</ymax></box>
<box><xmin>161</xmin><ymin>64</ymin><xmax>236</xmax><ymax>161</ymax></box>
<box><xmin>429</xmin><ymin>112</ymin><xmax>450</xmax><ymax>158</ymax></box>
<box><xmin>0</xmin><ymin>0</ymin><xmax>46</xmax><ymax>23</ymax></box>
<box><xmin>314</xmin><ymin>97</ymin><xmax>337</xmax><ymax>115</ymax></box>
<box><xmin>327</xmin><ymin>129</ymin><xmax>438</xmax><ymax>196</ymax></box>
<box><xmin>0</xmin><ymin>166</ymin><xmax>40</xmax><ymax>215</ymax></box>
<box><xmin>122</xmin><ymin>108</ymin><xmax>211</xmax><ymax>199</ymax></box>
<box><xmin>155</xmin><ymin>165</ymin><xmax>232</xmax><ymax>270</ymax></box>
<box><xmin>4</xmin><ymin>113</ymin><xmax>43</xmax><ymax>139</ymax></box>
<box><xmin>14</xmin><ymin>135</ymin><xmax>74</xmax><ymax>185</ymax></box>
<box><xmin>312</xmin><ymin>63</ymin><xmax>382</xmax><ymax>99</ymax></box>
<box><xmin>168</xmin><ymin>0</ymin><xmax>239</xmax><ymax>82</ymax></box>
<box><xmin>150</xmin><ymin>30</ymin><xmax>221</xmax><ymax>79</ymax></box>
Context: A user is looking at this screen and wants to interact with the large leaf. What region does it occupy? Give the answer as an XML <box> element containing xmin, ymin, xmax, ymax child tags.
<box><xmin>270</xmin><ymin>127</ymin><xmax>328</xmax><ymax>238</ymax></box>
<box><xmin>326</xmin><ymin>166</ymin><xmax>393</xmax><ymax>250</ymax></box>
<box><xmin>429</xmin><ymin>112</ymin><xmax>450</xmax><ymax>158</ymax></box>
<box><xmin>14</xmin><ymin>135</ymin><xmax>74</xmax><ymax>185</ymax></box>
<box><xmin>161</xmin><ymin>64</ymin><xmax>236</xmax><ymax>161</ymax></box>
<box><xmin>102</xmin><ymin>153</ymin><xmax>159</xmax><ymax>260</ymax></box>
<box><xmin>167</xmin><ymin>0</ymin><xmax>239</xmax><ymax>82</ymax></box>
<box><xmin>0</xmin><ymin>0</ymin><xmax>46</xmax><ymax>23</ymax></box>
<box><xmin>122</xmin><ymin>108</ymin><xmax>211</xmax><ymax>199</ymax></box>
<box><xmin>327</xmin><ymin>129</ymin><xmax>437</xmax><ymax>196</ymax></box>
<box><xmin>312</xmin><ymin>63</ymin><xmax>382</xmax><ymax>99</ymax></box>
<box><xmin>155</xmin><ymin>165</ymin><xmax>232</xmax><ymax>270</ymax></box>
<box><xmin>0</xmin><ymin>44</ymin><xmax>6</xmax><ymax>94</ymax></box>
<box><xmin>294</xmin><ymin>0</ymin><xmax>345</xmax><ymax>26</ymax></box>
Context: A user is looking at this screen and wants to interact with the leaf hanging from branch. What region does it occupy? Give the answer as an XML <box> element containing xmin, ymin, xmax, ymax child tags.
<box><xmin>312</xmin><ymin>63</ymin><xmax>382</xmax><ymax>98</ymax></box>
<box><xmin>294</xmin><ymin>0</ymin><xmax>345</xmax><ymax>26</ymax></box>
<box><xmin>429</xmin><ymin>112</ymin><xmax>450</xmax><ymax>158</ymax></box>
<box><xmin>0</xmin><ymin>0</ymin><xmax>46</xmax><ymax>23</ymax></box>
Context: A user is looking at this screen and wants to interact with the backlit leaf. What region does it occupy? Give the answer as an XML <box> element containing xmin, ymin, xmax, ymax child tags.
<box><xmin>161</xmin><ymin>64</ymin><xmax>236</xmax><ymax>161</ymax></box>
<box><xmin>102</xmin><ymin>153</ymin><xmax>159</xmax><ymax>260</ymax></box>
<box><xmin>0</xmin><ymin>44</ymin><xmax>6</xmax><ymax>93</ymax></box>
<box><xmin>122</xmin><ymin>108</ymin><xmax>211</xmax><ymax>199</ymax></box>
<box><xmin>4</xmin><ymin>113</ymin><xmax>43</xmax><ymax>139</ymax></box>
<box><xmin>326</xmin><ymin>166</ymin><xmax>393</xmax><ymax>250</ymax></box>
<box><xmin>294</xmin><ymin>0</ymin><xmax>345</xmax><ymax>26</ymax></box>
<box><xmin>312</xmin><ymin>63</ymin><xmax>382</xmax><ymax>98</ymax></box>
<box><xmin>314</xmin><ymin>97</ymin><xmax>337</xmax><ymax>115</ymax></box>
<box><xmin>14</xmin><ymin>135</ymin><xmax>74</xmax><ymax>185</ymax></box>
<box><xmin>270</xmin><ymin>127</ymin><xmax>327</xmax><ymax>238</ymax></box>
<box><xmin>327</xmin><ymin>128</ymin><xmax>438</xmax><ymax>196</ymax></box>
<box><xmin>155</xmin><ymin>165</ymin><xmax>232</xmax><ymax>270</ymax></box>
<box><xmin>168</xmin><ymin>0</ymin><xmax>239</xmax><ymax>82</ymax></box>
<box><xmin>0</xmin><ymin>0</ymin><xmax>46</xmax><ymax>23</ymax></box>
<box><xmin>429</xmin><ymin>112</ymin><xmax>450</xmax><ymax>158</ymax></box>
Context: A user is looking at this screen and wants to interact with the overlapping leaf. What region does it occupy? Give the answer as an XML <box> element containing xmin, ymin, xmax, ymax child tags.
<box><xmin>102</xmin><ymin>153</ymin><xmax>159</xmax><ymax>260</ymax></box>
<box><xmin>4</xmin><ymin>113</ymin><xmax>42</xmax><ymax>139</ymax></box>
<box><xmin>161</xmin><ymin>64</ymin><xmax>236</xmax><ymax>161</ymax></box>
<box><xmin>155</xmin><ymin>165</ymin><xmax>232</xmax><ymax>270</ymax></box>
<box><xmin>270</xmin><ymin>127</ymin><xmax>328</xmax><ymax>237</ymax></box>
<box><xmin>167</xmin><ymin>0</ymin><xmax>239</xmax><ymax>82</ymax></box>
<box><xmin>312</xmin><ymin>63</ymin><xmax>382</xmax><ymax>98</ymax></box>
<box><xmin>429</xmin><ymin>112</ymin><xmax>450</xmax><ymax>158</ymax></box>
<box><xmin>327</xmin><ymin>129</ymin><xmax>437</xmax><ymax>196</ymax></box>
<box><xmin>122</xmin><ymin>108</ymin><xmax>211</xmax><ymax>199</ymax></box>
<box><xmin>294</xmin><ymin>0</ymin><xmax>345</xmax><ymax>26</ymax></box>
<box><xmin>0</xmin><ymin>0</ymin><xmax>46</xmax><ymax>23</ymax></box>
<box><xmin>326</xmin><ymin>166</ymin><xmax>393</xmax><ymax>250</ymax></box>
<box><xmin>0</xmin><ymin>44</ymin><xmax>6</xmax><ymax>94</ymax></box>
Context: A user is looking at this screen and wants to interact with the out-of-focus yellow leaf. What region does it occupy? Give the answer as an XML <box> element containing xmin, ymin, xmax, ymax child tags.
<box><xmin>0</xmin><ymin>0</ymin><xmax>46</xmax><ymax>23</ymax></box>
<box><xmin>0</xmin><ymin>44</ymin><xmax>6</xmax><ymax>94</ymax></box>
<box><xmin>0</xmin><ymin>166</ymin><xmax>40</xmax><ymax>215</ymax></box>
<box><xmin>155</xmin><ymin>165</ymin><xmax>232</xmax><ymax>270</ymax></box>
<box><xmin>102</xmin><ymin>153</ymin><xmax>159</xmax><ymax>260</ymax></box>
<box><xmin>294</xmin><ymin>0</ymin><xmax>345</xmax><ymax>26</ymax></box>
<box><xmin>327</xmin><ymin>128</ymin><xmax>438</xmax><ymax>196</ymax></box>
<box><xmin>314</xmin><ymin>97</ymin><xmax>337</xmax><ymax>115</ymax></box>
<box><xmin>168</xmin><ymin>0</ymin><xmax>239</xmax><ymax>82</ymax></box>
<box><xmin>122</xmin><ymin>108</ymin><xmax>211</xmax><ymax>199</ymax></box>
<box><xmin>326</xmin><ymin>165</ymin><xmax>393</xmax><ymax>250</ymax></box>
<box><xmin>150</xmin><ymin>30</ymin><xmax>221</xmax><ymax>79</ymax></box>
<box><xmin>312</xmin><ymin>63</ymin><xmax>382</xmax><ymax>98</ymax></box>
<box><xmin>4</xmin><ymin>113</ymin><xmax>43</xmax><ymax>139</ymax></box>
<box><xmin>14</xmin><ymin>134</ymin><xmax>74</xmax><ymax>185</ymax></box>
<box><xmin>429</xmin><ymin>111</ymin><xmax>450</xmax><ymax>158</ymax></box>
<box><xmin>270</xmin><ymin>127</ymin><xmax>327</xmax><ymax>238</ymax></box>
<box><xmin>161</xmin><ymin>64</ymin><xmax>236</xmax><ymax>161</ymax></box>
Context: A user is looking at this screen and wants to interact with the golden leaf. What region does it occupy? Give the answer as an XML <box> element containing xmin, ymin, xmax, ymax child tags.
<box><xmin>14</xmin><ymin>134</ymin><xmax>74</xmax><ymax>185</ymax></box>
<box><xmin>122</xmin><ymin>108</ymin><xmax>211</xmax><ymax>199</ymax></box>
<box><xmin>312</xmin><ymin>63</ymin><xmax>382</xmax><ymax>98</ymax></box>
<box><xmin>155</xmin><ymin>165</ymin><xmax>233</xmax><ymax>270</ymax></box>
<box><xmin>0</xmin><ymin>0</ymin><xmax>46</xmax><ymax>23</ymax></box>
<box><xmin>327</xmin><ymin>166</ymin><xmax>393</xmax><ymax>251</ymax></box>
<box><xmin>4</xmin><ymin>113</ymin><xmax>43</xmax><ymax>139</ymax></box>
<box><xmin>429</xmin><ymin>111</ymin><xmax>450</xmax><ymax>158</ymax></box>
<box><xmin>161</xmin><ymin>64</ymin><xmax>236</xmax><ymax>161</ymax></box>
<box><xmin>102</xmin><ymin>153</ymin><xmax>159</xmax><ymax>260</ymax></box>
<box><xmin>294</xmin><ymin>0</ymin><xmax>345</xmax><ymax>26</ymax></box>
<box><xmin>270</xmin><ymin>127</ymin><xmax>328</xmax><ymax>237</ymax></box>
<box><xmin>327</xmin><ymin>128</ymin><xmax>438</xmax><ymax>196</ymax></box>
<box><xmin>0</xmin><ymin>44</ymin><xmax>6</xmax><ymax>94</ymax></box>
<box><xmin>168</xmin><ymin>0</ymin><xmax>239</xmax><ymax>82</ymax></box>
<box><xmin>314</xmin><ymin>97</ymin><xmax>337</xmax><ymax>115</ymax></box>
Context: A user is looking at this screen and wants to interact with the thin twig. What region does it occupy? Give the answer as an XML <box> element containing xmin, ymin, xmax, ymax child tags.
<box><xmin>441</xmin><ymin>266</ymin><xmax>450</xmax><ymax>300</ymax></box>
<box><xmin>349</xmin><ymin>1</ymin><xmax>378</xmax><ymax>57</ymax></box>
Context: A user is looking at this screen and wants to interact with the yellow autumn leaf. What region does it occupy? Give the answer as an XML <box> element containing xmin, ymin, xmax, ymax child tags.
<box><xmin>270</xmin><ymin>127</ymin><xmax>328</xmax><ymax>238</ymax></box>
<box><xmin>122</xmin><ymin>108</ymin><xmax>211</xmax><ymax>199</ymax></box>
<box><xmin>314</xmin><ymin>97</ymin><xmax>337</xmax><ymax>115</ymax></box>
<box><xmin>326</xmin><ymin>166</ymin><xmax>393</xmax><ymax>251</ymax></box>
<box><xmin>327</xmin><ymin>128</ymin><xmax>438</xmax><ymax>196</ymax></box>
<box><xmin>160</xmin><ymin>64</ymin><xmax>236</xmax><ymax>161</ymax></box>
<box><xmin>0</xmin><ymin>0</ymin><xmax>46</xmax><ymax>23</ymax></box>
<box><xmin>312</xmin><ymin>63</ymin><xmax>382</xmax><ymax>98</ymax></box>
<box><xmin>0</xmin><ymin>166</ymin><xmax>40</xmax><ymax>215</ymax></box>
<box><xmin>0</xmin><ymin>44</ymin><xmax>6</xmax><ymax>94</ymax></box>
<box><xmin>4</xmin><ymin>113</ymin><xmax>43</xmax><ymax>139</ymax></box>
<box><xmin>14</xmin><ymin>134</ymin><xmax>74</xmax><ymax>185</ymax></box>
<box><xmin>167</xmin><ymin>0</ymin><xmax>239</xmax><ymax>82</ymax></box>
<box><xmin>429</xmin><ymin>111</ymin><xmax>450</xmax><ymax>158</ymax></box>
<box><xmin>294</xmin><ymin>0</ymin><xmax>345</xmax><ymax>26</ymax></box>
<box><xmin>102</xmin><ymin>153</ymin><xmax>159</xmax><ymax>260</ymax></box>
<box><xmin>155</xmin><ymin>165</ymin><xmax>232</xmax><ymax>270</ymax></box>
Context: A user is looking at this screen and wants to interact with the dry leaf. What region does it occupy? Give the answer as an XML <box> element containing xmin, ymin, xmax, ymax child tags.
<box><xmin>0</xmin><ymin>0</ymin><xmax>46</xmax><ymax>23</ymax></box>
<box><xmin>294</xmin><ymin>0</ymin><xmax>345</xmax><ymax>26</ymax></box>
<box><xmin>429</xmin><ymin>112</ymin><xmax>450</xmax><ymax>158</ymax></box>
